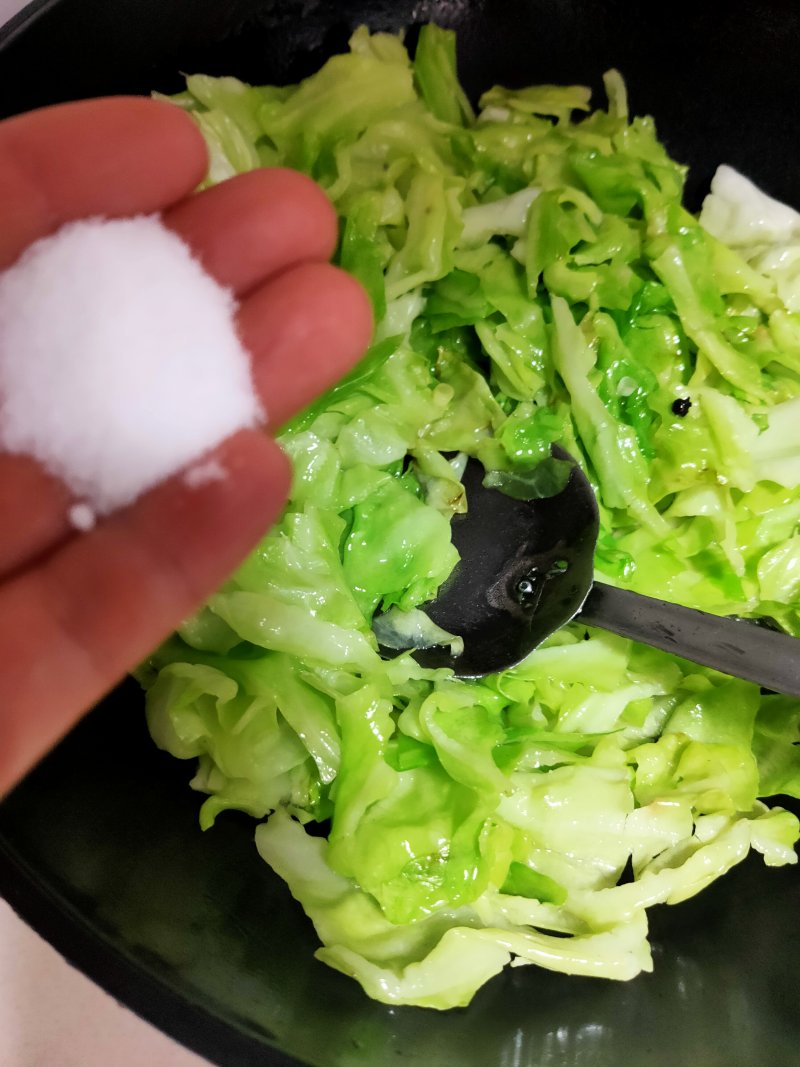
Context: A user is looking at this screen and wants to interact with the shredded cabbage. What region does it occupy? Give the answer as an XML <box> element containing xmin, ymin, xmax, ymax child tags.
<box><xmin>139</xmin><ymin>24</ymin><xmax>800</xmax><ymax>1009</ymax></box>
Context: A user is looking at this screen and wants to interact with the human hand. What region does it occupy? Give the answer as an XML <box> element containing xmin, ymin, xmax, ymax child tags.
<box><xmin>0</xmin><ymin>97</ymin><xmax>372</xmax><ymax>794</ymax></box>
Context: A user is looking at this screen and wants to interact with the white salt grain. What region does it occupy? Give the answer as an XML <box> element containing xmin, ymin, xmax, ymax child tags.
<box><xmin>68</xmin><ymin>503</ymin><xmax>96</xmax><ymax>532</ymax></box>
<box><xmin>183</xmin><ymin>458</ymin><xmax>227</xmax><ymax>488</ymax></box>
<box><xmin>0</xmin><ymin>216</ymin><xmax>263</xmax><ymax>516</ymax></box>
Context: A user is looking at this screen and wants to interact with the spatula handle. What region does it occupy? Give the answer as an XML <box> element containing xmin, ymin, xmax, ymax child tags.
<box><xmin>578</xmin><ymin>583</ymin><xmax>800</xmax><ymax>697</ymax></box>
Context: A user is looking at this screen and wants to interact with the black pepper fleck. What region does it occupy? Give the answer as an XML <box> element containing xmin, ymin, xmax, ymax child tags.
<box><xmin>671</xmin><ymin>397</ymin><xmax>692</xmax><ymax>417</ymax></box>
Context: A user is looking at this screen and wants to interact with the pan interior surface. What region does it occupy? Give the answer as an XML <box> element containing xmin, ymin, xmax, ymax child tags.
<box><xmin>1</xmin><ymin>3</ymin><xmax>799</xmax><ymax>1065</ymax></box>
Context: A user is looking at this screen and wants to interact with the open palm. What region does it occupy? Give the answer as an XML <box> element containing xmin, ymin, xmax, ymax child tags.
<box><xmin>0</xmin><ymin>97</ymin><xmax>372</xmax><ymax>793</ymax></box>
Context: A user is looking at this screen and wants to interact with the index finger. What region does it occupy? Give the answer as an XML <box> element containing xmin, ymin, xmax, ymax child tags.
<box><xmin>0</xmin><ymin>96</ymin><xmax>208</xmax><ymax>269</ymax></box>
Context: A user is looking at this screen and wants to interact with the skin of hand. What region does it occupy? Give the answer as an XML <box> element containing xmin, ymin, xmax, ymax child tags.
<box><xmin>0</xmin><ymin>97</ymin><xmax>373</xmax><ymax>795</ymax></box>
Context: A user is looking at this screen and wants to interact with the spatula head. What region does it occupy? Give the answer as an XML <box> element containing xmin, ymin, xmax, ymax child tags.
<box><xmin>412</xmin><ymin>448</ymin><xmax>599</xmax><ymax>675</ymax></box>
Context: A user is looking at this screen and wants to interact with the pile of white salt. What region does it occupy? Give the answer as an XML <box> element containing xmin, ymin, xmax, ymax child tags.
<box><xmin>0</xmin><ymin>216</ymin><xmax>262</xmax><ymax>528</ymax></box>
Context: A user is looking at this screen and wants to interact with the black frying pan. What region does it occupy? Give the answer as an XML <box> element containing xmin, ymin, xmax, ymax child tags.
<box><xmin>1</xmin><ymin>3</ymin><xmax>799</xmax><ymax>1065</ymax></box>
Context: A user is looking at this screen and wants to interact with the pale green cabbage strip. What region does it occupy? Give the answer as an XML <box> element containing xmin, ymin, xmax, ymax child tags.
<box><xmin>139</xmin><ymin>25</ymin><xmax>800</xmax><ymax>1009</ymax></box>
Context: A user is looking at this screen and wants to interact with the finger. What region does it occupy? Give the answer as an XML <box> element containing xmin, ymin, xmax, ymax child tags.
<box><xmin>0</xmin><ymin>96</ymin><xmax>207</xmax><ymax>270</ymax></box>
<box><xmin>0</xmin><ymin>456</ymin><xmax>71</xmax><ymax>577</ymax></box>
<box><xmin>163</xmin><ymin>168</ymin><xmax>338</xmax><ymax>296</ymax></box>
<box><xmin>238</xmin><ymin>260</ymin><xmax>374</xmax><ymax>427</ymax></box>
<box><xmin>0</xmin><ymin>260</ymin><xmax>370</xmax><ymax>580</ymax></box>
<box><xmin>0</xmin><ymin>429</ymin><xmax>291</xmax><ymax>794</ymax></box>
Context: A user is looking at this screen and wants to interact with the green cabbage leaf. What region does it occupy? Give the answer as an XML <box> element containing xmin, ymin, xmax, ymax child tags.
<box><xmin>139</xmin><ymin>24</ymin><xmax>800</xmax><ymax>1009</ymax></box>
